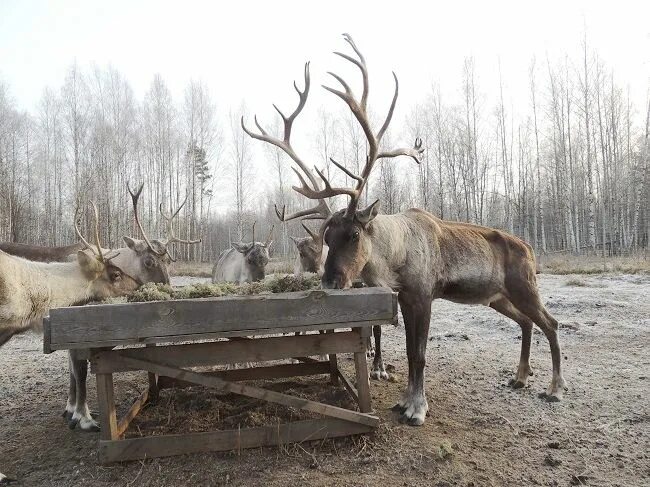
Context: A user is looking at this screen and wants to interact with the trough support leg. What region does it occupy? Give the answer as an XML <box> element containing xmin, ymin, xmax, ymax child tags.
<box><xmin>146</xmin><ymin>344</ymin><xmax>159</xmax><ymax>402</ymax></box>
<box><xmin>353</xmin><ymin>328</ymin><xmax>372</xmax><ymax>413</ymax></box>
<box><xmin>327</xmin><ymin>330</ymin><xmax>339</xmax><ymax>385</ymax></box>
<box><xmin>96</xmin><ymin>373</ymin><xmax>118</xmax><ymax>441</ymax></box>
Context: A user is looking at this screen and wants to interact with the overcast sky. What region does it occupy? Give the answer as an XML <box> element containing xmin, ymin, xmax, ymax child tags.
<box><xmin>1</xmin><ymin>0</ymin><xmax>649</xmax><ymax>209</ymax></box>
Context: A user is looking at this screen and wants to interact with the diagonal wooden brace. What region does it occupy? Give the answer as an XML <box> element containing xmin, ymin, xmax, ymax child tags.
<box><xmin>116</xmin><ymin>355</ymin><xmax>379</xmax><ymax>428</ymax></box>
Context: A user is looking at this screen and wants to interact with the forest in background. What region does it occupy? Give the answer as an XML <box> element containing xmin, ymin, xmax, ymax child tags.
<box><xmin>0</xmin><ymin>36</ymin><xmax>648</xmax><ymax>263</ymax></box>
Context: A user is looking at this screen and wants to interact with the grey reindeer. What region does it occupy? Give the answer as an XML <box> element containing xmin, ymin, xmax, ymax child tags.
<box><xmin>212</xmin><ymin>222</ymin><xmax>274</xmax><ymax>284</ymax></box>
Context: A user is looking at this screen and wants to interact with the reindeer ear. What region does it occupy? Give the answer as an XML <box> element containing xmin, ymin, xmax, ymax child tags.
<box><xmin>123</xmin><ymin>236</ymin><xmax>146</xmax><ymax>252</ymax></box>
<box><xmin>232</xmin><ymin>242</ymin><xmax>251</xmax><ymax>254</ymax></box>
<box><xmin>77</xmin><ymin>250</ymin><xmax>103</xmax><ymax>278</ymax></box>
<box><xmin>356</xmin><ymin>199</ymin><xmax>380</xmax><ymax>226</ymax></box>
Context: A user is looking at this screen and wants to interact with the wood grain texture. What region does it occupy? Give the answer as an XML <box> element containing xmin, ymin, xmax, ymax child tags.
<box><xmin>116</xmin><ymin>356</ymin><xmax>379</xmax><ymax>428</ymax></box>
<box><xmin>91</xmin><ymin>331</ymin><xmax>365</xmax><ymax>374</ymax></box>
<box><xmin>99</xmin><ymin>418</ymin><xmax>374</xmax><ymax>463</ymax></box>
<box><xmin>156</xmin><ymin>361</ymin><xmax>331</xmax><ymax>389</ymax></box>
<box><xmin>46</xmin><ymin>288</ymin><xmax>396</xmax><ymax>349</ymax></box>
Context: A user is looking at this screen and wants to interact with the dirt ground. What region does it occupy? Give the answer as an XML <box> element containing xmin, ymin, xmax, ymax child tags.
<box><xmin>1</xmin><ymin>273</ymin><xmax>648</xmax><ymax>486</ymax></box>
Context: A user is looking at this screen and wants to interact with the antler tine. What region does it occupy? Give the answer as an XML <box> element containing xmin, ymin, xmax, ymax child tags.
<box><xmin>338</xmin><ymin>33</ymin><xmax>368</xmax><ymax>110</ymax></box>
<box><xmin>329</xmin><ymin>157</ymin><xmax>363</xmax><ymax>183</ymax></box>
<box><xmin>127</xmin><ymin>181</ymin><xmax>166</xmax><ymax>256</ymax></box>
<box><xmin>89</xmin><ymin>201</ymin><xmax>104</xmax><ymax>262</ymax></box>
<box><xmin>377</xmin><ymin>72</ymin><xmax>399</xmax><ymax>143</ymax></box>
<box><xmin>265</xmin><ymin>224</ymin><xmax>274</xmax><ymax>246</ymax></box>
<box><xmin>251</xmin><ymin>221</ymin><xmax>256</xmax><ymax>243</ymax></box>
<box><xmin>291</xmin><ymin>165</ymin><xmax>358</xmax><ymax>200</ymax></box>
<box><xmin>274</xmin><ymin>201</ymin><xmax>330</xmax><ymax>222</ymax></box>
<box><xmin>378</xmin><ymin>136</ymin><xmax>425</xmax><ymax>164</ymax></box>
<box><xmin>301</xmin><ymin>222</ymin><xmax>319</xmax><ymax>243</ymax></box>
<box><xmin>74</xmin><ymin>205</ymin><xmax>98</xmax><ymax>257</ymax></box>
<box><xmin>159</xmin><ymin>196</ymin><xmax>202</xmax><ymax>245</ymax></box>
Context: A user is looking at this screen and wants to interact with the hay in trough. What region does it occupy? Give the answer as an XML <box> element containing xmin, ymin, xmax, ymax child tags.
<box><xmin>123</xmin><ymin>273</ymin><xmax>321</xmax><ymax>303</ymax></box>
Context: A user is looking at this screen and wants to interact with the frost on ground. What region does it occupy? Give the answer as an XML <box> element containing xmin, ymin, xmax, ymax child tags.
<box><xmin>0</xmin><ymin>274</ymin><xmax>648</xmax><ymax>486</ymax></box>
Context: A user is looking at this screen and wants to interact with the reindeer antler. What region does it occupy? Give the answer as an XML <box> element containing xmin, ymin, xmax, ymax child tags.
<box><xmin>74</xmin><ymin>201</ymin><xmax>118</xmax><ymax>263</ymax></box>
<box><xmin>127</xmin><ymin>182</ymin><xmax>167</xmax><ymax>257</ymax></box>
<box><xmin>244</xmin><ymin>34</ymin><xmax>423</xmax><ymax>221</ymax></box>
<box><xmin>242</xmin><ymin>63</ymin><xmax>332</xmax><ymax>223</ymax></box>
<box><xmin>159</xmin><ymin>195</ymin><xmax>202</xmax><ymax>246</ymax></box>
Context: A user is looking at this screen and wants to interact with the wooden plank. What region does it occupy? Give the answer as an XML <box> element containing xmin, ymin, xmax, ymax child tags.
<box><xmin>353</xmin><ymin>350</ymin><xmax>372</xmax><ymax>413</ymax></box>
<box><xmin>157</xmin><ymin>361</ymin><xmax>330</xmax><ymax>389</ymax></box>
<box><xmin>337</xmin><ymin>369</ymin><xmax>359</xmax><ymax>404</ymax></box>
<box><xmin>48</xmin><ymin>288</ymin><xmax>396</xmax><ymax>349</ymax></box>
<box><xmin>99</xmin><ymin>418</ymin><xmax>374</xmax><ymax>464</ymax></box>
<box><xmin>327</xmin><ymin>330</ymin><xmax>339</xmax><ymax>385</ymax></box>
<box><xmin>49</xmin><ymin>321</ymin><xmax>385</xmax><ymax>350</ymax></box>
<box><xmin>42</xmin><ymin>317</ymin><xmax>52</xmax><ymax>354</ymax></box>
<box><xmin>146</xmin><ymin>344</ymin><xmax>159</xmax><ymax>402</ymax></box>
<box><xmin>96</xmin><ymin>373</ymin><xmax>118</xmax><ymax>441</ymax></box>
<box><xmin>92</xmin><ymin>331</ymin><xmax>365</xmax><ymax>374</ymax></box>
<box><xmin>117</xmin><ymin>356</ymin><xmax>379</xmax><ymax>428</ymax></box>
<box><xmin>116</xmin><ymin>387</ymin><xmax>149</xmax><ymax>438</ymax></box>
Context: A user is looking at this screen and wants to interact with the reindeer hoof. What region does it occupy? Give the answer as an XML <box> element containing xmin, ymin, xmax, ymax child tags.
<box><xmin>508</xmin><ymin>378</ymin><xmax>526</xmax><ymax>389</ymax></box>
<box><xmin>0</xmin><ymin>473</ymin><xmax>16</xmax><ymax>485</ymax></box>
<box><xmin>370</xmin><ymin>369</ymin><xmax>390</xmax><ymax>381</ymax></box>
<box><xmin>406</xmin><ymin>416</ymin><xmax>425</xmax><ymax>427</ymax></box>
<box><xmin>68</xmin><ymin>418</ymin><xmax>79</xmax><ymax>430</ymax></box>
<box><xmin>391</xmin><ymin>403</ymin><xmax>406</xmax><ymax>413</ymax></box>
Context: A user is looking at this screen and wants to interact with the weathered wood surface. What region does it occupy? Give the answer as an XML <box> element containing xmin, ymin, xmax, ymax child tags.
<box><xmin>99</xmin><ymin>418</ymin><xmax>374</xmax><ymax>463</ymax></box>
<box><xmin>116</xmin><ymin>387</ymin><xmax>149</xmax><ymax>438</ymax></box>
<box><xmin>116</xmin><ymin>356</ymin><xmax>379</xmax><ymax>428</ymax></box>
<box><xmin>91</xmin><ymin>331</ymin><xmax>365</xmax><ymax>374</ymax></box>
<box><xmin>157</xmin><ymin>361</ymin><xmax>331</xmax><ymax>389</ymax></box>
<box><xmin>46</xmin><ymin>288</ymin><xmax>397</xmax><ymax>350</ymax></box>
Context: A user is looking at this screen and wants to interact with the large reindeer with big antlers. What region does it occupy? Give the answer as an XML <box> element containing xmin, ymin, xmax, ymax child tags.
<box><xmin>243</xmin><ymin>34</ymin><xmax>566</xmax><ymax>426</ymax></box>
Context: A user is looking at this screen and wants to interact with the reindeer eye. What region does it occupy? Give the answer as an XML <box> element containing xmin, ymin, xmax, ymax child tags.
<box><xmin>351</xmin><ymin>231</ymin><xmax>360</xmax><ymax>242</ymax></box>
<box><xmin>110</xmin><ymin>270</ymin><xmax>122</xmax><ymax>282</ymax></box>
<box><xmin>144</xmin><ymin>257</ymin><xmax>155</xmax><ymax>268</ymax></box>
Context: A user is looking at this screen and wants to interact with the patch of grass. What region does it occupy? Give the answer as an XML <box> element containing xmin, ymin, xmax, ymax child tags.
<box><xmin>565</xmin><ymin>278</ymin><xmax>589</xmax><ymax>287</ymax></box>
<box><xmin>540</xmin><ymin>253</ymin><xmax>650</xmax><ymax>275</ymax></box>
<box><xmin>436</xmin><ymin>440</ymin><xmax>454</xmax><ymax>460</ymax></box>
<box><xmin>169</xmin><ymin>261</ymin><xmax>213</xmax><ymax>278</ymax></box>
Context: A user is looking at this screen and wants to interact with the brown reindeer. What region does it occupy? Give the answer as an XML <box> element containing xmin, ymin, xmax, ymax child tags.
<box><xmin>0</xmin><ymin>241</ymin><xmax>86</xmax><ymax>262</ymax></box>
<box><xmin>244</xmin><ymin>34</ymin><xmax>566</xmax><ymax>425</ymax></box>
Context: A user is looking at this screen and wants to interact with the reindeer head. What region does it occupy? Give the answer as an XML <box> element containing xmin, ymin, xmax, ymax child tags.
<box><xmin>74</xmin><ymin>202</ymin><xmax>140</xmax><ymax>299</ymax></box>
<box><xmin>290</xmin><ymin>223</ymin><xmax>326</xmax><ymax>274</ymax></box>
<box><xmin>77</xmin><ymin>250</ymin><xmax>140</xmax><ymax>298</ymax></box>
<box><xmin>232</xmin><ymin>222</ymin><xmax>273</xmax><ymax>282</ymax></box>
<box><xmin>243</xmin><ymin>34</ymin><xmax>423</xmax><ymax>289</ymax></box>
<box><xmin>124</xmin><ymin>183</ymin><xmax>201</xmax><ymax>285</ymax></box>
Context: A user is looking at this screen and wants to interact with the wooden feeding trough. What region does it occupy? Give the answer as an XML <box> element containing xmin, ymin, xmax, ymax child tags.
<box><xmin>43</xmin><ymin>287</ymin><xmax>397</xmax><ymax>464</ymax></box>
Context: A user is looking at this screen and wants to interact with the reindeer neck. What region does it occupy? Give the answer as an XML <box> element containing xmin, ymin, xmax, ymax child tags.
<box><xmin>21</xmin><ymin>260</ymin><xmax>96</xmax><ymax>308</ymax></box>
<box><xmin>361</xmin><ymin>214</ymin><xmax>411</xmax><ymax>290</ymax></box>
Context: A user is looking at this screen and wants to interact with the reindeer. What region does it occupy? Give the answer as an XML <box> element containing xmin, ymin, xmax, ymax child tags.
<box><xmin>0</xmin><ymin>203</ymin><xmax>141</xmax><ymax>440</ymax></box>
<box><xmin>212</xmin><ymin>222</ymin><xmax>274</xmax><ymax>284</ymax></box>
<box><xmin>243</xmin><ymin>34</ymin><xmax>566</xmax><ymax>425</ymax></box>
<box><xmin>0</xmin><ymin>241</ymin><xmax>86</xmax><ymax>262</ymax></box>
<box><xmin>63</xmin><ymin>184</ymin><xmax>201</xmax><ymax>431</ymax></box>
<box><xmin>291</xmin><ymin>223</ymin><xmax>329</xmax><ymax>275</ymax></box>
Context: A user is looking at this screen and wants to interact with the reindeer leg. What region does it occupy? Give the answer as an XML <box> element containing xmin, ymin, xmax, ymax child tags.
<box><xmin>370</xmin><ymin>325</ymin><xmax>389</xmax><ymax>380</ymax></box>
<box><xmin>513</xmin><ymin>292</ymin><xmax>567</xmax><ymax>402</ymax></box>
<box><xmin>489</xmin><ymin>298</ymin><xmax>534</xmax><ymax>388</ymax></box>
<box><xmin>0</xmin><ymin>328</ymin><xmax>20</xmax><ymax>348</ymax></box>
<box><xmin>69</xmin><ymin>352</ymin><xmax>100</xmax><ymax>431</ymax></box>
<box><xmin>393</xmin><ymin>294</ymin><xmax>431</xmax><ymax>426</ymax></box>
<box><xmin>63</xmin><ymin>352</ymin><xmax>77</xmax><ymax>420</ymax></box>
